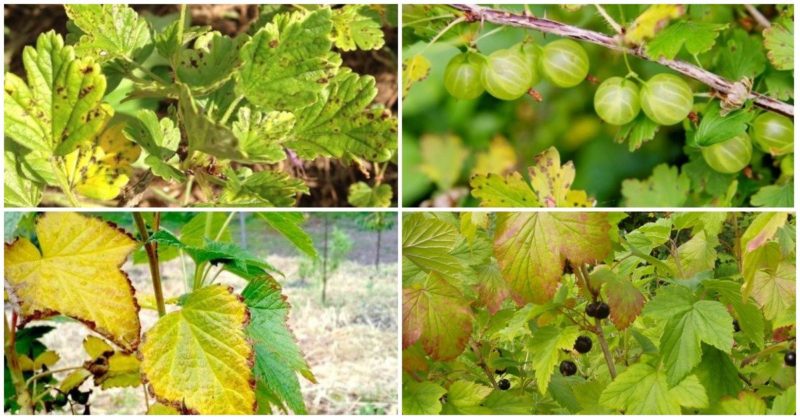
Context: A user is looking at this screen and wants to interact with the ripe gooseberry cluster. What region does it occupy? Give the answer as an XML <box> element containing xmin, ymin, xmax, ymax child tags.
<box><xmin>444</xmin><ymin>38</ymin><xmax>588</xmax><ymax>101</ymax></box>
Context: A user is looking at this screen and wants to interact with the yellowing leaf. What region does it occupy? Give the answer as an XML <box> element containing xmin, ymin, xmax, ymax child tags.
<box><xmin>494</xmin><ymin>213</ymin><xmax>612</xmax><ymax>303</ymax></box>
<box><xmin>147</xmin><ymin>403</ymin><xmax>180</xmax><ymax>415</ymax></box>
<box><xmin>33</xmin><ymin>350</ymin><xmax>60</xmax><ymax>370</ymax></box>
<box><xmin>471</xmin><ymin>147</ymin><xmax>595</xmax><ymax>207</ymax></box>
<box><xmin>624</xmin><ymin>5</ymin><xmax>685</xmax><ymax>45</ymax></box>
<box><xmin>603</xmin><ymin>273</ymin><xmax>645</xmax><ymax>330</ymax></box>
<box><xmin>473</xmin><ymin>136</ymin><xmax>517</xmax><ymax>176</ymax></box>
<box><xmin>751</xmin><ymin>260</ymin><xmax>795</xmax><ymax>321</ymax></box>
<box><xmin>140</xmin><ymin>285</ymin><xmax>255</xmax><ymax>415</ymax></box>
<box><xmin>83</xmin><ymin>335</ymin><xmax>114</xmax><ymax>359</ymax></box>
<box><xmin>4</xmin><ymin>212</ymin><xmax>140</xmax><ymax>352</ymax></box>
<box><xmin>64</xmin><ymin>123</ymin><xmax>141</xmax><ymax>201</ymax></box>
<box><xmin>419</xmin><ymin>134</ymin><xmax>468</xmax><ymax>190</ymax></box>
<box><xmin>403</xmin><ymin>272</ymin><xmax>473</xmax><ymax>361</ymax></box>
<box><xmin>83</xmin><ymin>336</ymin><xmax>141</xmax><ymax>389</ymax></box>
<box><xmin>60</xmin><ymin>369</ymin><xmax>92</xmax><ymax>393</ymax></box>
<box><xmin>403</xmin><ymin>54</ymin><xmax>431</xmax><ymax>97</ymax></box>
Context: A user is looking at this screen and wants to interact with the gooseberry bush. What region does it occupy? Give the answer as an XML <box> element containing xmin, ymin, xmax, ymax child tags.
<box><xmin>4</xmin><ymin>211</ymin><xmax>317</xmax><ymax>414</ymax></box>
<box><xmin>4</xmin><ymin>4</ymin><xmax>397</xmax><ymax>208</ymax></box>
<box><xmin>402</xmin><ymin>212</ymin><xmax>796</xmax><ymax>414</ymax></box>
<box><xmin>402</xmin><ymin>4</ymin><xmax>794</xmax><ymax>207</ymax></box>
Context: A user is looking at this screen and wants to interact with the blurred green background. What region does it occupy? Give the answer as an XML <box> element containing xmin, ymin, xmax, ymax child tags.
<box><xmin>402</xmin><ymin>4</ymin><xmax>742</xmax><ymax>207</ymax></box>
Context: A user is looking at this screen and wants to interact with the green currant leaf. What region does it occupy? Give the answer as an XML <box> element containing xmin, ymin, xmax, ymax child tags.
<box><xmin>4</xmin><ymin>151</ymin><xmax>43</xmax><ymax>207</ymax></box>
<box><xmin>441</xmin><ymin>380</ymin><xmax>492</xmax><ymax>414</ymax></box>
<box><xmin>176</xmin><ymin>32</ymin><xmax>245</xmax><ymax>89</ymax></box>
<box><xmin>347</xmin><ymin>181</ymin><xmax>393</xmax><ymax>207</ymax></box>
<box><xmin>718</xmin><ymin>392</ymin><xmax>766</xmax><ymax>414</ymax></box>
<box><xmin>764</xmin><ymin>69</ymin><xmax>794</xmax><ymax>100</ymax></box>
<box><xmin>691</xmin><ymin>101</ymin><xmax>755</xmax><ymax>147</ymax></box>
<box><xmin>494</xmin><ymin>213</ymin><xmax>612</xmax><ymax>303</ymax></box>
<box><xmin>65</xmin><ymin>5</ymin><xmax>152</xmax><ymax>63</ymax></box>
<box><xmin>243</xmin><ymin>276</ymin><xmax>314</xmax><ymax>414</ymax></box>
<box><xmin>646</xmin><ymin>289</ymin><xmax>733</xmax><ymax>385</ymax></box>
<box><xmin>331</xmin><ymin>5</ymin><xmax>385</xmax><ymax>52</ymax></box>
<box><xmin>769</xmin><ymin>385</ymin><xmax>796</xmax><ymax>414</ymax></box>
<box><xmin>401</xmin><ymin>213</ymin><xmax>466</xmax><ymax>280</ymax></box>
<box><xmin>621</xmin><ymin>164</ymin><xmax>690</xmax><ymax>207</ymax></box>
<box><xmin>751</xmin><ymin>182</ymin><xmax>794</xmax><ymax>207</ymax></box>
<box><xmin>402</xmin><ymin>272</ymin><xmax>473</xmax><ymax>361</ymax></box>
<box><xmin>529</xmin><ymin>325</ymin><xmax>580</xmax><ymax>394</ymax></box>
<box><xmin>703</xmin><ymin>280</ymin><xmax>765</xmax><ymax>349</ymax></box>
<box><xmin>237</xmin><ymin>8</ymin><xmax>340</xmax><ymax>112</ymax></box>
<box><xmin>178</xmin><ymin>84</ymin><xmax>243</xmax><ymax>161</ymax></box>
<box><xmin>256</xmin><ymin>213</ymin><xmax>318</xmax><ymax>259</ymax></box>
<box><xmin>4</xmin><ymin>31</ymin><xmax>113</xmax><ymax>156</ymax></box>
<box><xmin>220</xmin><ymin>168</ymin><xmax>308</xmax><ymax>207</ymax></box>
<box><xmin>646</xmin><ymin>21</ymin><xmax>727</xmax><ymax>60</ymax></box>
<box><xmin>291</xmin><ymin>69</ymin><xmax>397</xmax><ymax>162</ymax></box>
<box><xmin>763</xmin><ymin>16</ymin><xmax>794</xmax><ymax>71</ymax></box>
<box><xmin>615</xmin><ymin>113</ymin><xmax>660</xmax><ymax>151</ymax></box>
<box><xmin>123</xmin><ymin>109</ymin><xmax>184</xmax><ymax>182</ymax></box>
<box><xmin>717</xmin><ymin>29</ymin><xmax>767</xmax><ymax>80</ymax></box>
<box><xmin>232</xmin><ymin>107</ymin><xmax>295</xmax><ymax>164</ymax></box>
<box><xmin>482</xmin><ymin>390</ymin><xmax>532</xmax><ymax>414</ymax></box>
<box><xmin>600</xmin><ymin>363</ymin><xmax>707</xmax><ymax>414</ymax></box>
<box><xmin>693</xmin><ymin>345</ymin><xmax>742</xmax><ymax>409</ymax></box>
<box><xmin>667</xmin><ymin>230</ymin><xmax>719</xmax><ymax>279</ymax></box>
<box><xmin>140</xmin><ymin>285</ymin><xmax>255</xmax><ymax>414</ymax></box>
<box><xmin>402</xmin><ymin>380</ymin><xmax>446</xmax><ymax>415</ymax></box>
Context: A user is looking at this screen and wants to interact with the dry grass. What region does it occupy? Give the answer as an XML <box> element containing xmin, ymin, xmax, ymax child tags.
<box><xmin>10</xmin><ymin>254</ymin><xmax>398</xmax><ymax>415</ymax></box>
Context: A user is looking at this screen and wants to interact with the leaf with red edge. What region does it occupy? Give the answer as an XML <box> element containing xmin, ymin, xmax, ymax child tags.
<box><xmin>475</xmin><ymin>262</ymin><xmax>516</xmax><ymax>315</ymax></box>
<box><xmin>403</xmin><ymin>272</ymin><xmax>473</xmax><ymax>360</ymax></box>
<box><xmin>603</xmin><ymin>273</ymin><xmax>645</xmax><ymax>330</ymax></box>
<box><xmin>493</xmin><ymin>213</ymin><xmax>612</xmax><ymax>303</ymax></box>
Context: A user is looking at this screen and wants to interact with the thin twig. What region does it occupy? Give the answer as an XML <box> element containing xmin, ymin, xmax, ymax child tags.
<box><xmin>594</xmin><ymin>318</ymin><xmax>618</xmax><ymax>379</ymax></box>
<box><xmin>743</xmin><ymin>5</ymin><xmax>771</xmax><ymax>29</ymax></box>
<box><xmin>133</xmin><ymin>213</ymin><xmax>166</xmax><ymax>317</ymax></box>
<box><xmin>470</xmin><ymin>340</ymin><xmax>498</xmax><ymax>388</ymax></box>
<box><xmin>449</xmin><ymin>4</ymin><xmax>793</xmax><ymax>117</ymax></box>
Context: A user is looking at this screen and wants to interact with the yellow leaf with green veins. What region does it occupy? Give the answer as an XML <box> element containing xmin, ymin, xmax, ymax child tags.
<box><xmin>4</xmin><ymin>212</ymin><xmax>140</xmax><ymax>352</ymax></box>
<box><xmin>141</xmin><ymin>285</ymin><xmax>255</xmax><ymax>415</ymax></box>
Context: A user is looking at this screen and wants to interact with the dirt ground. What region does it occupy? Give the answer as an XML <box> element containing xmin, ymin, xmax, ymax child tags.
<box><xmin>7</xmin><ymin>218</ymin><xmax>399</xmax><ymax>414</ymax></box>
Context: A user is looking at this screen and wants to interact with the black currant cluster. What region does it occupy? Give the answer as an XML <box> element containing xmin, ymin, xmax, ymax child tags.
<box><xmin>43</xmin><ymin>388</ymin><xmax>91</xmax><ymax>414</ymax></box>
<box><xmin>585</xmin><ymin>301</ymin><xmax>610</xmax><ymax>319</ymax></box>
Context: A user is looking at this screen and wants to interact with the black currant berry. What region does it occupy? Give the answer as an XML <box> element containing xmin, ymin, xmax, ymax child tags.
<box><xmin>498</xmin><ymin>378</ymin><xmax>511</xmax><ymax>390</ymax></box>
<box><xmin>559</xmin><ymin>360</ymin><xmax>577</xmax><ymax>376</ymax></box>
<box><xmin>594</xmin><ymin>302</ymin><xmax>610</xmax><ymax>320</ymax></box>
<box><xmin>69</xmin><ymin>388</ymin><xmax>91</xmax><ymax>405</ymax></box>
<box><xmin>733</xmin><ymin>320</ymin><xmax>740</xmax><ymax>333</ymax></box>
<box><xmin>785</xmin><ymin>351</ymin><xmax>796</xmax><ymax>367</ymax></box>
<box><xmin>53</xmin><ymin>393</ymin><xmax>68</xmax><ymax>408</ymax></box>
<box><xmin>495</xmin><ymin>368</ymin><xmax>507</xmax><ymax>375</ymax></box>
<box><xmin>574</xmin><ymin>336</ymin><xmax>592</xmax><ymax>354</ymax></box>
<box><xmin>585</xmin><ymin>301</ymin><xmax>598</xmax><ymax>317</ymax></box>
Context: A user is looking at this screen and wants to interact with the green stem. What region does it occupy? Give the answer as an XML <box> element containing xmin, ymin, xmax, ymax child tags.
<box><xmin>133</xmin><ymin>213</ymin><xmax>166</xmax><ymax>317</ymax></box>
<box><xmin>25</xmin><ymin>366</ymin><xmax>84</xmax><ymax>388</ymax></box>
<box><xmin>594</xmin><ymin>4</ymin><xmax>623</xmax><ymax>34</ymax></box>
<box><xmin>123</xmin><ymin>57</ymin><xmax>170</xmax><ymax>86</ymax></box>
<box><xmin>182</xmin><ymin>175</ymin><xmax>195</xmax><ymax>206</ymax></box>
<box><xmin>5</xmin><ymin>313</ymin><xmax>33</xmax><ymax>414</ymax></box>
<box><xmin>740</xmin><ymin>341</ymin><xmax>790</xmax><ymax>367</ymax></box>
<box><xmin>214</xmin><ymin>212</ymin><xmax>236</xmax><ymax>241</ymax></box>
<box><xmin>220</xmin><ymin>95</ymin><xmax>245</xmax><ymax>125</ymax></box>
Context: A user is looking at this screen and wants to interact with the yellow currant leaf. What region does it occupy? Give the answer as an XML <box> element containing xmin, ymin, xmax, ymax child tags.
<box><xmin>18</xmin><ymin>355</ymin><xmax>34</xmax><ymax>371</ymax></box>
<box><xmin>472</xmin><ymin>136</ymin><xmax>518</xmax><ymax>176</ymax></box>
<box><xmin>83</xmin><ymin>336</ymin><xmax>141</xmax><ymax>389</ymax></box>
<box><xmin>4</xmin><ymin>212</ymin><xmax>140</xmax><ymax>352</ymax></box>
<box><xmin>140</xmin><ymin>285</ymin><xmax>255</xmax><ymax>415</ymax></box>
<box><xmin>60</xmin><ymin>369</ymin><xmax>92</xmax><ymax>393</ymax></box>
<box><xmin>403</xmin><ymin>54</ymin><xmax>431</xmax><ymax>97</ymax></box>
<box><xmin>528</xmin><ymin>147</ymin><xmax>595</xmax><ymax>208</ymax></box>
<box><xmin>33</xmin><ymin>350</ymin><xmax>60</xmax><ymax>370</ymax></box>
<box><xmin>64</xmin><ymin>123</ymin><xmax>141</xmax><ymax>201</ymax></box>
<box><xmin>148</xmin><ymin>403</ymin><xmax>180</xmax><ymax>415</ymax></box>
<box><xmin>624</xmin><ymin>5</ymin><xmax>685</xmax><ymax>45</ymax></box>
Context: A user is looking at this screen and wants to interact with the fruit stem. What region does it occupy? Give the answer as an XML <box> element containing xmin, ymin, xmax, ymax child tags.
<box><xmin>133</xmin><ymin>213</ymin><xmax>167</xmax><ymax>317</ymax></box>
<box><xmin>469</xmin><ymin>340</ymin><xmax>498</xmax><ymax>388</ymax></box>
<box><xmin>5</xmin><ymin>313</ymin><xmax>33</xmax><ymax>414</ymax></box>
<box><xmin>594</xmin><ymin>318</ymin><xmax>617</xmax><ymax>379</ymax></box>
<box><xmin>421</xmin><ymin>16</ymin><xmax>466</xmax><ymax>54</ymax></box>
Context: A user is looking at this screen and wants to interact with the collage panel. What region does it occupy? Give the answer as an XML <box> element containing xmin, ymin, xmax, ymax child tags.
<box><xmin>402</xmin><ymin>211</ymin><xmax>796</xmax><ymax>414</ymax></box>
<box><xmin>4</xmin><ymin>4</ymin><xmax>398</xmax><ymax>208</ymax></box>
<box><xmin>4</xmin><ymin>211</ymin><xmax>398</xmax><ymax>414</ymax></box>
<box><xmin>402</xmin><ymin>4</ymin><xmax>794</xmax><ymax>208</ymax></box>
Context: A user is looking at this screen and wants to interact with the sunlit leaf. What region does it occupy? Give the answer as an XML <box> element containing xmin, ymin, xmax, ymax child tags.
<box><xmin>4</xmin><ymin>212</ymin><xmax>140</xmax><ymax>351</ymax></box>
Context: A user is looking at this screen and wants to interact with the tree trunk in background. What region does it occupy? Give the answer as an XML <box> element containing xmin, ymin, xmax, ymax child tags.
<box><xmin>321</xmin><ymin>217</ymin><xmax>329</xmax><ymax>304</ymax></box>
<box><xmin>239</xmin><ymin>212</ymin><xmax>247</xmax><ymax>250</ymax></box>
